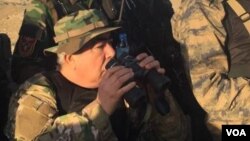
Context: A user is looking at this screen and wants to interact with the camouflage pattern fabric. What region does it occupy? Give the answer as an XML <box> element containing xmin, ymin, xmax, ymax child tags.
<box><xmin>5</xmin><ymin>72</ymin><xmax>189</xmax><ymax>141</ymax></box>
<box><xmin>11</xmin><ymin>0</ymin><xmax>58</xmax><ymax>84</ymax></box>
<box><xmin>170</xmin><ymin>0</ymin><xmax>250</xmax><ymax>140</ymax></box>
<box><xmin>11</xmin><ymin>0</ymin><xmax>94</xmax><ymax>84</ymax></box>
<box><xmin>23</xmin><ymin>0</ymin><xmax>94</xmax><ymax>27</ymax></box>
<box><xmin>5</xmin><ymin>73</ymin><xmax>116</xmax><ymax>141</ymax></box>
<box><xmin>5</xmin><ymin>8</ymin><xmax>189</xmax><ymax>141</ymax></box>
<box><xmin>45</xmin><ymin>9</ymin><xmax>119</xmax><ymax>54</ymax></box>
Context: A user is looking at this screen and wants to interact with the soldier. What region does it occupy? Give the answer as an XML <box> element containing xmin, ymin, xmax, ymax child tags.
<box><xmin>5</xmin><ymin>9</ymin><xmax>188</xmax><ymax>141</ymax></box>
<box><xmin>11</xmin><ymin>0</ymin><xmax>98</xmax><ymax>84</ymax></box>
<box><xmin>115</xmin><ymin>1</ymin><xmax>212</xmax><ymax>140</ymax></box>
<box><xmin>170</xmin><ymin>0</ymin><xmax>250</xmax><ymax>140</ymax></box>
<box><xmin>0</xmin><ymin>33</ymin><xmax>12</xmax><ymax>141</ymax></box>
<box><xmin>0</xmin><ymin>63</ymin><xmax>10</xmax><ymax>141</ymax></box>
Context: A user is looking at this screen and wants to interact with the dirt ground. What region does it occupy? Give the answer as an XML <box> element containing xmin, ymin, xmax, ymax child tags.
<box><xmin>0</xmin><ymin>0</ymin><xmax>32</xmax><ymax>52</ymax></box>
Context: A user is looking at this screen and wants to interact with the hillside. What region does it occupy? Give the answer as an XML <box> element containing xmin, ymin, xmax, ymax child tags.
<box><xmin>0</xmin><ymin>0</ymin><xmax>31</xmax><ymax>51</ymax></box>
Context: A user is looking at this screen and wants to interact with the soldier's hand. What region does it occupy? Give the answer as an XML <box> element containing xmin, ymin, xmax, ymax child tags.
<box><xmin>97</xmin><ymin>66</ymin><xmax>135</xmax><ymax>115</ymax></box>
<box><xmin>136</xmin><ymin>53</ymin><xmax>165</xmax><ymax>75</ymax></box>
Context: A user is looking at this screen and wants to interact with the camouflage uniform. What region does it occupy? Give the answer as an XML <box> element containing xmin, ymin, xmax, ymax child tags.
<box><xmin>11</xmin><ymin>0</ymin><xmax>94</xmax><ymax>84</ymax></box>
<box><xmin>170</xmin><ymin>0</ymin><xmax>250</xmax><ymax>140</ymax></box>
<box><xmin>5</xmin><ymin>9</ymin><xmax>188</xmax><ymax>141</ymax></box>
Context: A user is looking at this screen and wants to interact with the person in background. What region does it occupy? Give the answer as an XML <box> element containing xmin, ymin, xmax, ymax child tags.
<box><xmin>170</xmin><ymin>0</ymin><xmax>250</xmax><ymax>140</ymax></box>
<box><xmin>115</xmin><ymin>1</ymin><xmax>212</xmax><ymax>140</ymax></box>
<box><xmin>5</xmin><ymin>9</ymin><xmax>188</xmax><ymax>141</ymax></box>
<box><xmin>11</xmin><ymin>0</ymin><xmax>98</xmax><ymax>85</ymax></box>
<box><xmin>0</xmin><ymin>33</ymin><xmax>12</xmax><ymax>141</ymax></box>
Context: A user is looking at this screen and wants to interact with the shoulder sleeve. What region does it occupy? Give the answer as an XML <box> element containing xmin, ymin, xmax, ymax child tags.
<box><xmin>171</xmin><ymin>0</ymin><xmax>250</xmax><ymax>131</ymax></box>
<box><xmin>82</xmin><ymin>100</ymin><xmax>118</xmax><ymax>141</ymax></box>
<box><xmin>19</xmin><ymin>0</ymin><xmax>55</xmax><ymax>39</ymax></box>
<box><xmin>24</xmin><ymin>0</ymin><xmax>48</xmax><ymax>26</ymax></box>
<box><xmin>38</xmin><ymin>100</ymin><xmax>118</xmax><ymax>141</ymax></box>
<box><xmin>6</xmin><ymin>78</ymin><xmax>117</xmax><ymax>141</ymax></box>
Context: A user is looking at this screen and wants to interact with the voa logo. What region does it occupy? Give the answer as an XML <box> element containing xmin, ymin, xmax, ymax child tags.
<box><xmin>226</xmin><ymin>129</ymin><xmax>246</xmax><ymax>136</ymax></box>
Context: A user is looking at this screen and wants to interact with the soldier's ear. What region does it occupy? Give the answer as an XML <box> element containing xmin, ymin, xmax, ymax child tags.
<box><xmin>64</xmin><ymin>54</ymin><xmax>75</xmax><ymax>64</ymax></box>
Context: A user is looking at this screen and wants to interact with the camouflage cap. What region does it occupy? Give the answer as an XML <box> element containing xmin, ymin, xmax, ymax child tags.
<box><xmin>45</xmin><ymin>9</ymin><xmax>120</xmax><ymax>54</ymax></box>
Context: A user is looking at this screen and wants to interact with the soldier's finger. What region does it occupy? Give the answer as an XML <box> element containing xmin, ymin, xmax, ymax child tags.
<box><xmin>108</xmin><ymin>68</ymin><xmax>133</xmax><ymax>85</ymax></box>
<box><xmin>157</xmin><ymin>68</ymin><xmax>165</xmax><ymax>75</ymax></box>
<box><xmin>144</xmin><ymin>60</ymin><xmax>161</xmax><ymax>69</ymax></box>
<box><xmin>138</xmin><ymin>56</ymin><xmax>155</xmax><ymax>68</ymax></box>
<box><xmin>102</xmin><ymin>66</ymin><xmax>125</xmax><ymax>80</ymax></box>
<box><xmin>136</xmin><ymin>53</ymin><xmax>148</xmax><ymax>61</ymax></box>
<box><xmin>117</xmin><ymin>82</ymin><xmax>136</xmax><ymax>97</ymax></box>
<box><xmin>113</xmin><ymin>70</ymin><xmax>134</xmax><ymax>88</ymax></box>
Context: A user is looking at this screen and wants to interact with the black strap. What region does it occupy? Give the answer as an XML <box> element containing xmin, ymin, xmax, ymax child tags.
<box><xmin>223</xmin><ymin>0</ymin><xmax>250</xmax><ymax>78</ymax></box>
<box><xmin>226</xmin><ymin>0</ymin><xmax>250</xmax><ymax>35</ymax></box>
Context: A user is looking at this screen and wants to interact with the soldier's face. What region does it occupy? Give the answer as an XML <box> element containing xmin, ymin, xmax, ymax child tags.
<box><xmin>72</xmin><ymin>34</ymin><xmax>115</xmax><ymax>88</ymax></box>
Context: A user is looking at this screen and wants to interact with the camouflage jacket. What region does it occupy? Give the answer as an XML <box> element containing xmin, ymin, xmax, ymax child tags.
<box><xmin>5</xmin><ymin>73</ymin><xmax>189</xmax><ymax>141</ymax></box>
<box><xmin>11</xmin><ymin>0</ymin><xmax>91</xmax><ymax>84</ymax></box>
<box><xmin>22</xmin><ymin>0</ymin><xmax>91</xmax><ymax>29</ymax></box>
<box><xmin>13</xmin><ymin>0</ymin><xmax>92</xmax><ymax>57</ymax></box>
<box><xmin>170</xmin><ymin>0</ymin><xmax>250</xmax><ymax>140</ymax></box>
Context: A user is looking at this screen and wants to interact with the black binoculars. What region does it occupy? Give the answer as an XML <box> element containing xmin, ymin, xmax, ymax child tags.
<box><xmin>106</xmin><ymin>53</ymin><xmax>171</xmax><ymax>115</ymax></box>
